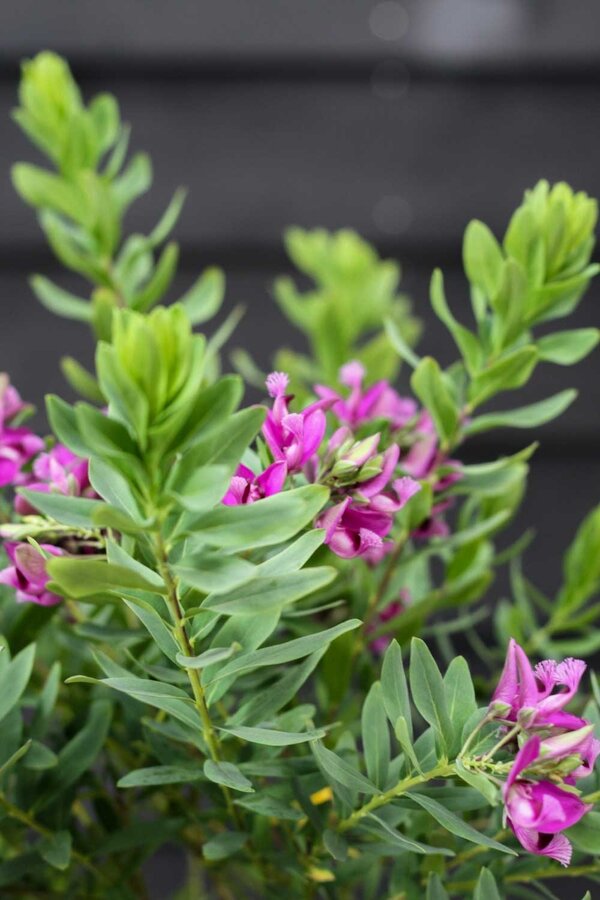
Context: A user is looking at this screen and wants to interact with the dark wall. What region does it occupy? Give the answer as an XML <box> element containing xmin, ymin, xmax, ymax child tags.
<box><xmin>1</xmin><ymin>1</ymin><xmax>599</xmax><ymax>596</ymax></box>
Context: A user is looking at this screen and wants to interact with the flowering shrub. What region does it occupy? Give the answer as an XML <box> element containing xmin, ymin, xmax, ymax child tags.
<box><xmin>0</xmin><ymin>52</ymin><xmax>599</xmax><ymax>898</ymax></box>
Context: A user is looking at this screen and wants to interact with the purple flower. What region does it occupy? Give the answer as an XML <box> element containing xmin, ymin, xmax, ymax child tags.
<box><xmin>222</xmin><ymin>461</ymin><xmax>287</xmax><ymax>506</ymax></box>
<box><xmin>315</xmin><ymin>361</ymin><xmax>417</xmax><ymax>431</ymax></box>
<box><xmin>263</xmin><ymin>373</ymin><xmax>328</xmax><ymax>473</ymax></box>
<box><xmin>367</xmin><ymin>593</ymin><xmax>408</xmax><ymax>655</ymax></box>
<box><xmin>0</xmin><ymin>542</ymin><xmax>64</xmax><ymax>607</ymax></box>
<box><xmin>14</xmin><ymin>444</ymin><xmax>94</xmax><ymax>515</ymax></box>
<box><xmin>503</xmin><ymin>736</ymin><xmax>592</xmax><ymax>866</ymax></box>
<box><xmin>316</xmin><ymin>477</ymin><xmax>420</xmax><ymax>559</ymax></box>
<box><xmin>0</xmin><ymin>374</ymin><xmax>27</xmax><ymax>427</ymax></box>
<box><xmin>490</xmin><ymin>639</ymin><xmax>587</xmax><ymax>727</ymax></box>
<box><xmin>0</xmin><ymin>428</ymin><xmax>44</xmax><ymax>489</ymax></box>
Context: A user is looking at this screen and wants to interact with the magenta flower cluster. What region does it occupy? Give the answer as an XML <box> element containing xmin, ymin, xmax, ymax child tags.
<box><xmin>491</xmin><ymin>639</ymin><xmax>599</xmax><ymax>865</ymax></box>
<box><xmin>222</xmin><ymin>362</ymin><xmax>461</xmax><ymax>565</ymax></box>
<box><xmin>0</xmin><ymin>375</ymin><xmax>95</xmax><ymax>607</ymax></box>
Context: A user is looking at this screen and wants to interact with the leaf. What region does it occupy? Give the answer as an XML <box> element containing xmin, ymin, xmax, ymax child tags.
<box><xmin>118</xmin><ymin>766</ymin><xmax>205</xmax><ymax>788</ymax></box>
<box><xmin>65</xmin><ymin>675</ymin><xmax>201</xmax><ymax>732</ymax></box>
<box><xmin>567</xmin><ymin>810</ymin><xmax>600</xmax><ymax>854</ymax></box>
<box><xmin>384</xmin><ymin>318</ymin><xmax>421</xmax><ymax>368</ymax></box>
<box><xmin>469</xmin><ymin>346</ymin><xmax>538</xmax><ymax>409</ymax></box>
<box><xmin>443</xmin><ymin>657</ymin><xmax>476</xmax><ymax>756</ymax></box>
<box><xmin>35</xmin><ymin>700</ymin><xmax>112</xmax><ymax>811</ymax></box>
<box><xmin>464</xmin><ymin>390</ymin><xmax>577</xmax><ymax>436</ymax></box>
<box><xmin>30</xmin><ymin>275</ymin><xmax>91</xmax><ymax>322</ymax></box>
<box><xmin>203</xmin><ymin>831</ymin><xmax>247</xmax><ymax>861</ymax></box>
<box><xmin>174</xmin><ymin>553</ymin><xmax>255</xmax><ymax>594</ymax></box>
<box><xmin>200</xmin><ymin>567</ymin><xmax>336</xmax><ymax>617</ymax></box>
<box><xmin>426</xmin><ymin>873</ymin><xmax>450</xmax><ymax>900</ymax></box>
<box><xmin>123</xmin><ymin>599</ymin><xmax>179</xmax><ymax>662</ymax></box>
<box><xmin>256</xmin><ymin>530</ymin><xmax>325</xmax><ymax>577</ymax></box>
<box><xmin>559</xmin><ymin>505</ymin><xmax>600</xmax><ymax>611</ymax></box>
<box><xmin>381</xmin><ymin>639</ymin><xmax>412</xmax><ymax>740</ymax></box>
<box><xmin>204</xmin><ymin>760</ymin><xmax>254</xmax><ymax>793</ymax></box>
<box><xmin>0</xmin><ymin>741</ymin><xmax>32</xmax><ymax>778</ymax></box>
<box><xmin>323</xmin><ymin>829</ymin><xmax>348</xmax><ymax>861</ymax></box>
<box><xmin>430</xmin><ymin>269</ymin><xmax>481</xmax><ymax>373</ymax></box>
<box><xmin>538</xmin><ymin>328</ymin><xmax>600</xmax><ymax>365</ymax></box>
<box><xmin>221</xmin><ymin>725</ymin><xmax>326</xmax><ymax>747</ymax></box>
<box><xmin>474</xmin><ymin>868</ymin><xmax>502</xmax><ymax>900</ymax></box>
<box><xmin>16</xmin><ymin>489</ymin><xmax>97</xmax><ymax>528</ymax></box>
<box><xmin>60</xmin><ymin>356</ymin><xmax>105</xmax><ymax>404</ymax></box>
<box><xmin>361</xmin><ymin>682</ymin><xmax>390</xmax><ymax>789</ymax></box>
<box><xmin>409</xmin><ymin>793</ymin><xmax>517</xmax><ymax>854</ymax></box>
<box><xmin>39</xmin><ymin>831</ymin><xmax>72</xmax><ymax>871</ymax></box>
<box><xmin>235</xmin><ymin>793</ymin><xmax>303</xmax><ymax>821</ymax></box>
<box><xmin>454</xmin><ymin>759</ymin><xmax>498</xmax><ymax>806</ymax></box>
<box><xmin>312</xmin><ymin>741</ymin><xmax>378</xmax><ymax>795</ymax></box>
<box><xmin>47</xmin><ymin>558</ymin><xmax>164</xmax><ymax>599</ymax></box>
<box><xmin>22</xmin><ymin>741</ymin><xmax>58</xmax><ymax>771</ymax></box>
<box><xmin>411</xmin><ymin>357</ymin><xmax>459</xmax><ymax>446</ymax></box>
<box><xmin>205</xmin><ymin>619</ymin><xmax>360</xmax><ymax>684</ymax></box>
<box><xmin>179</xmin><ymin>267</ymin><xmax>225</xmax><ymax>324</ymax></box>
<box><xmin>362</xmin><ymin>813</ymin><xmax>454</xmax><ymax>856</ymax></box>
<box><xmin>177</xmin><ymin>645</ymin><xmax>239</xmax><ymax>670</ymax></box>
<box><xmin>180</xmin><ymin>485</ymin><xmax>329</xmax><ymax>552</ymax></box>
<box><xmin>409</xmin><ymin>639</ymin><xmax>453</xmax><ymax>754</ymax></box>
<box><xmin>0</xmin><ymin>644</ymin><xmax>35</xmax><ymax>723</ymax></box>
<box><xmin>463</xmin><ymin>220</ymin><xmax>504</xmax><ymax>297</ymax></box>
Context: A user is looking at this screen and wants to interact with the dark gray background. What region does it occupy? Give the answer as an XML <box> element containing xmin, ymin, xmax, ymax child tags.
<box><xmin>1</xmin><ymin>3</ymin><xmax>599</xmax><ymax>896</ymax></box>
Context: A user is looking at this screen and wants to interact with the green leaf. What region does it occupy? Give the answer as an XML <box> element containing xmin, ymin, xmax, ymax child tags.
<box><xmin>463</xmin><ymin>220</ymin><xmax>504</xmax><ymax>297</ymax></box>
<box><xmin>454</xmin><ymin>759</ymin><xmax>498</xmax><ymax>806</ymax></box>
<box><xmin>113</xmin><ymin>152</ymin><xmax>152</xmax><ymax>211</ymax></box>
<box><xmin>147</xmin><ymin>187</ymin><xmax>186</xmax><ymax>246</ymax></box>
<box><xmin>35</xmin><ymin>699</ymin><xmax>112</xmax><ymax>811</ymax></box>
<box><xmin>361</xmin><ymin>682</ymin><xmax>390</xmax><ymax>789</ymax></box>
<box><xmin>177</xmin><ymin>645</ymin><xmax>239</xmax><ymax>670</ymax></box>
<box><xmin>16</xmin><ymin>489</ymin><xmax>97</xmax><ymax>528</ymax></box>
<box><xmin>381</xmin><ymin>639</ymin><xmax>413</xmax><ymax>740</ymax></box>
<box><xmin>200</xmin><ymin>567</ymin><xmax>336</xmax><ymax>617</ymax></box>
<box><xmin>118</xmin><ymin>765</ymin><xmax>204</xmax><ymax>788</ymax></box>
<box><xmin>361</xmin><ymin>813</ymin><xmax>454</xmax><ymax>856</ymax></box>
<box><xmin>411</xmin><ymin>357</ymin><xmax>459</xmax><ymax>446</ymax></box>
<box><xmin>30</xmin><ymin>275</ymin><xmax>91</xmax><ymax>322</ymax></box>
<box><xmin>0</xmin><ymin>644</ymin><xmax>35</xmax><ymax>723</ymax></box>
<box><xmin>179</xmin><ymin>267</ymin><xmax>225</xmax><ymax>325</ymax></box>
<box><xmin>430</xmin><ymin>269</ymin><xmax>481</xmax><ymax>373</ymax></box>
<box><xmin>537</xmin><ymin>328</ymin><xmax>600</xmax><ymax>365</ymax></box>
<box><xmin>60</xmin><ymin>356</ymin><xmax>104</xmax><ymax>403</ymax></box>
<box><xmin>235</xmin><ymin>793</ymin><xmax>303</xmax><ymax>821</ymax></box>
<box><xmin>567</xmin><ymin>811</ymin><xmax>600</xmax><ymax>854</ymax></box>
<box><xmin>22</xmin><ymin>741</ymin><xmax>58</xmax><ymax>771</ymax></box>
<box><xmin>409</xmin><ymin>793</ymin><xmax>517</xmax><ymax>854</ymax></box>
<box><xmin>48</xmin><ymin>557</ymin><xmax>164</xmax><ymax>599</ymax></box>
<box><xmin>312</xmin><ymin>741</ymin><xmax>378</xmax><ymax>795</ymax></box>
<box><xmin>426</xmin><ymin>873</ymin><xmax>450</xmax><ymax>899</ymax></box>
<box><xmin>469</xmin><ymin>346</ymin><xmax>538</xmax><ymax>409</ymax></box>
<box><xmin>174</xmin><ymin>554</ymin><xmax>255</xmax><ymax>594</ymax></box>
<box><xmin>409</xmin><ymin>639</ymin><xmax>453</xmax><ymax>754</ymax></box>
<box><xmin>384</xmin><ymin>318</ymin><xmax>421</xmax><ymax>369</ymax></box>
<box><xmin>123</xmin><ymin>599</ymin><xmax>179</xmax><ymax>662</ymax></box>
<box><xmin>0</xmin><ymin>741</ymin><xmax>32</xmax><ymax>778</ymax></box>
<box><xmin>132</xmin><ymin>241</ymin><xmax>179</xmax><ymax>312</ymax></box>
<box><xmin>204</xmin><ymin>760</ymin><xmax>254</xmax><ymax>793</ymax></box>
<box><xmin>221</xmin><ymin>725</ymin><xmax>326</xmax><ymax>746</ymax></box>
<box><xmin>323</xmin><ymin>829</ymin><xmax>348</xmax><ymax>861</ymax></box>
<box><xmin>443</xmin><ymin>657</ymin><xmax>476</xmax><ymax>756</ymax></box>
<box><xmin>39</xmin><ymin>831</ymin><xmax>71</xmax><ymax>871</ymax></box>
<box><xmin>464</xmin><ymin>389</ymin><xmax>577</xmax><ymax>436</ymax></box>
<box><xmin>257</xmin><ymin>530</ymin><xmax>325</xmax><ymax>577</ymax></box>
<box><xmin>205</xmin><ymin>619</ymin><xmax>360</xmax><ymax>684</ymax></box>
<box><xmin>203</xmin><ymin>831</ymin><xmax>247</xmax><ymax>861</ymax></box>
<box><xmin>474</xmin><ymin>868</ymin><xmax>502</xmax><ymax>900</ymax></box>
<box><xmin>66</xmin><ymin>675</ymin><xmax>201</xmax><ymax>732</ymax></box>
<box><xmin>558</xmin><ymin>505</ymin><xmax>600</xmax><ymax>611</ymax></box>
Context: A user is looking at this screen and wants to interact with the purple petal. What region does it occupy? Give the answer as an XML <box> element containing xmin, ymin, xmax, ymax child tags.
<box><xmin>358</xmin><ymin>444</ymin><xmax>400</xmax><ymax>498</ymax></box>
<box><xmin>509</xmin><ymin>822</ymin><xmax>573</xmax><ymax>866</ymax></box>
<box><xmin>256</xmin><ymin>461</ymin><xmax>287</xmax><ymax>497</ymax></box>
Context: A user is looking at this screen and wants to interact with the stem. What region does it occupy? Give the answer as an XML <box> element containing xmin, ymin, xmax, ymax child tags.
<box><xmin>457</xmin><ymin>712</ymin><xmax>493</xmax><ymax>759</ymax></box>
<box><xmin>481</xmin><ymin>723</ymin><xmax>521</xmax><ymax>762</ymax></box>
<box><xmin>362</xmin><ymin>531</ymin><xmax>409</xmax><ymax>633</ymax></box>
<box><xmin>337</xmin><ymin>763</ymin><xmax>454</xmax><ymax>832</ymax></box>
<box><xmin>152</xmin><ymin>532</ymin><xmax>242</xmax><ymax>829</ymax></box>
<box><xmin>0</xmin><ymin>792</ymin><xmax>104</xmax><ymax>882</ymax></box>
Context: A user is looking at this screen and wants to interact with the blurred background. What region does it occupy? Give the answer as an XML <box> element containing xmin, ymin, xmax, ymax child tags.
<box><xmin>1</xmin><ymin>3</ymin><xmax>599</xmax><ymax>632</ymax></box>
<box><xmin>1</xmin><ymin>3</ymin><xmax>599</xmax><ymax>896</ymax></box>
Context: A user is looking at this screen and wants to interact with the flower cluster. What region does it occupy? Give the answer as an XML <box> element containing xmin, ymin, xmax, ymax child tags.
<box><xmin>490</xmin><ymin>640</ymin><xmax>599</xmax><ymax>865</ymax></box>
<box><xmin>0</xmin><ymin>376</ymin><xmax>96</xmax><ymax>607</ymax></box>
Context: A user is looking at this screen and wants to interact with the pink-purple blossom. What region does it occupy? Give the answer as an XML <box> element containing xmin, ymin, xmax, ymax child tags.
<box><xmin>0</xmin><ymin>375</ymin><xmax>43</xmax><ymax>489</ymax></box>
<box><xmin>263</xmin><ymin>373</ymin><xmax>328</xmax><ymax>473</ymax></box>
<box><xmin>490</xmin><ymin>639</ymin><xmax>587</xmax><ymax>727</ymax></box>
<box><xmin>14</xmin><ymin>444</ymin><xmax>94</xmax><ymax>515</ymax></box>
<box><xmin>315</xmin><ymin>361</ymin><xmax>416</xmax><ymax>431</ymax></box>
<box><xmin>222</xmin><ymin>461</ymin><xmax>287</xmax><ymax>506</ymax></box>
<box><xmin>0</xmin><ymin>542</ymin><xmax>64</xmax><ymax>607</ymax></box>
<box><xmin>316</xmin><ymin>477</ymin><xmax>420</xmax><ymax>559</ymax></box>
<box><xmin>0</xmin><ymin>374</ymin><xmax>27</xmax><ymax>426</ymax></box>
<box><xmin>503</xmin><ymin>736</ymin><xmax>592</xmax><ymax>866</ymax></box>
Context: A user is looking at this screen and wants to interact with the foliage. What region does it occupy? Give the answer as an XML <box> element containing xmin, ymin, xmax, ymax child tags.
<box><xmin>0</xmin><ymin>51</ymin><xmax>599</xmax><ymax>899</ymax></box>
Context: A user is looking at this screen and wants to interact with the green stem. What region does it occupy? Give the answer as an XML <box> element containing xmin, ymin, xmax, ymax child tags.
<box><xmin>481</xmin><ymin>722</ymin><xmax>521</xmax><ymax>762</ymax></box>
<box><xmin>337</xmin><ymin>763</ymin><xmax>454</xmax><ymax>832</ymax></box>
<box><xmin>152</xmin><ymin>532</ymin><xmax>242</xmax><ymax>829</ymax></box>
<box><xmin>0</xmin><ymin>792</ymin><xmax>104</xmax><ymax>882</ymax></box>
